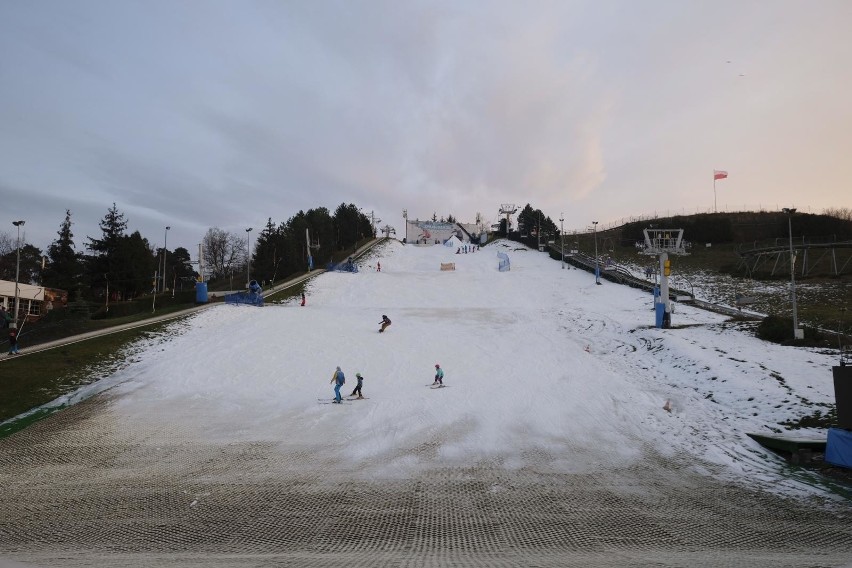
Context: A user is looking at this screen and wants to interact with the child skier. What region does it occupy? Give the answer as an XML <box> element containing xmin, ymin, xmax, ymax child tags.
<box><xmin>350</xmin><ymin>372</ymin><xmax>364</xmax><ymax>399</ymax></box>
<box><xmin>330</xmin><ymin>366</ymin><xmax>345</xmax><ymax>403</ymax></box>
<box><xmin>379</xmin><ymin>315</ymin><xmax>392</xmax><ymax>333</ymax></box>
<box><xmin>433</xmin><ymin>363</ymin><xmax>444</xmax><ymax>386</ymax></box>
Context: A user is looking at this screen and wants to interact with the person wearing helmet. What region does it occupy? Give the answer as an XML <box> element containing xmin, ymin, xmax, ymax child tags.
<box><xmin>433</xmin><ymin>363</ymin><xmax>444</xmax><ymax>386</ymax></box>
<box><xmin>379</xmin><ymin>314</ymin><xmax>392</xmax><ymax>333</ymax></box>
<box><xmin>350</xmin><ymin>372</ymin><xmax>364</xmax><ymax>399</ymax></box>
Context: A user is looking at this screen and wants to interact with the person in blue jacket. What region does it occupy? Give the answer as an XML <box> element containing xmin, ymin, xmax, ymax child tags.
<box><xmin>330</xmin><ymin>366</ymin><xmax>346</xmax><ymax>403</ymax></box>
<box><xmin>433</xmin><ymin>363</ymin><xmax>444</xmax><ymax>386</ymax></box>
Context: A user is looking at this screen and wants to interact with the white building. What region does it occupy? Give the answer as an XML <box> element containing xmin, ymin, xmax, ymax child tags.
<box><xmin>0</xmin><ymin>279</ymin><xmax>67</xmax><ymax>322</ymax></box>
<box><xmin>403</xmin><ymin>220</ymin><xmax>489</xmax><ymax>245</ymax></box>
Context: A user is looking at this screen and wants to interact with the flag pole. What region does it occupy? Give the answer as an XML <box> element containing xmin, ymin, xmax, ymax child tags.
<box><xmin>713</xmin><ymin>170</ymin><xmax>717</xmax><ymax>213</ymax></box>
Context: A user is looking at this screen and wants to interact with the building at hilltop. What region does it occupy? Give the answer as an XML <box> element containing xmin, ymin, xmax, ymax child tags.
<box><xmin>403</xmin><ymin>219</ymin><xmax>489</xmax><ymax>245</ymax></box>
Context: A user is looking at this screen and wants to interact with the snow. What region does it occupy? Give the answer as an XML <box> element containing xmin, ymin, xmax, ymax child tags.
<box><xmin>101</xmin><ymin>239</ymin><xmax>838</xmax><ymax>492</ymax></box>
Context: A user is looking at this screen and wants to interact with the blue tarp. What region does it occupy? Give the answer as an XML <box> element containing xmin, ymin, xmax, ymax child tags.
<box><xmin>225</xmin><ymin>280</ymin><xmax>264</xmax><ymax>307</ymax></box>
<box><xmin>497</xmin><ymin>252</ymin><xmax>510</xmax><ymax>272</ymax></box>
<box><xmin>825</xmin><ymin>428</ymin><xmax>852</xmax><ymax>469</ymax></box>
<box><xmin>328</xmin><ymin>261</ymin><xmax>358</xmax><ymax>273</ymax></box>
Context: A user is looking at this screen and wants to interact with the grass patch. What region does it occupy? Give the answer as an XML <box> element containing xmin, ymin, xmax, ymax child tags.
<box><xmin>0</xmin><ymin>322</ymin><xmax>171</xmax><ymax>425</ymax></box>
<box><xmin>779</xmin><ymin>407</ymin><xmax>838</xmax><ymax>430</ymax></box>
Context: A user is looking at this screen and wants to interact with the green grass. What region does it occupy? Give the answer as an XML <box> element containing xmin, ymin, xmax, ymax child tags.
<box><xmin>0</xmin><ymin>321</ymin><xmax>172</xmax><ymax>426</ymax></box>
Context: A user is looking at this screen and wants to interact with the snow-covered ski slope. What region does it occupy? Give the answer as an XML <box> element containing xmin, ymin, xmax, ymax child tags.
<box><xmin>110</xmin><ymin>239</ymin><xmax>838</xmax><ymax>492</ymax></box>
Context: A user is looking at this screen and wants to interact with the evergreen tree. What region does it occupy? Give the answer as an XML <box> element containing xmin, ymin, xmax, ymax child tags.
<box><xmin>0</xmin><ymin>243</ymin><xmax>42</xmax><ymax>283</ymax></box>
<box><xmin>170</xmin><ymin>247</ymin><xmax>197</xmax><ymax>289</ymax></box>
<box><xmin>253</xmin><ymin>218</ymin><xmax>280</xmax><ymax>283</ymax></box>
<box><xmin>85</xmin><ymin>203</ymin><xmax>129</xmax><ymax>298</ymax></box>
<box><xmin>282</xmin><ymin>211</ymin><xmax>309</xmax><ymax>274</ymax></box>
<box><xmin>115</xmin><ymin>231</ymin><xmax>157</xmax><ymax>298</ymax></box>
<box><xmin>43</xmin><ymin>209</ymin><xmax>82</xmax><ymax>294</ymax></box>
<box><xmin>333</xmin><ymin>203</ymin><xmax>367</xmax><ymax>251</ymax></box>
<box><xmin>87</xmin><ymin>203</ymin><xmax>128</xmax><ymax>257</ymax></box>
<box><xmin>306</xmin><ymin>207</ymin><xmax>334</xmax><ymax>266</ymax></box>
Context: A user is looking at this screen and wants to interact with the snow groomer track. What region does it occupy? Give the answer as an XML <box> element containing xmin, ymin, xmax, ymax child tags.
<box><xmin>1</xmin><ymin>396</ymin><xmax>851</xmax><ymax>568</ymax></box>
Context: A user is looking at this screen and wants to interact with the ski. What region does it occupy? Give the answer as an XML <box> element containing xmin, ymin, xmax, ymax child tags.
<box><xmin>346</xmin><ymin>397</ymin><xmax>369</xmax><ymax>400</ymax></box>
<box><xmin>429</xmin><ymin>385</ymin><xmax>449</xmax><ymax>389</ymax></box>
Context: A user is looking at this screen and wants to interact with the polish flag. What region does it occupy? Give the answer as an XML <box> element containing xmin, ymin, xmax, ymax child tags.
<box><xmin>714</xmin><ymin>170</ymin><xmax>728</xmax><ymax>180</ymax></box>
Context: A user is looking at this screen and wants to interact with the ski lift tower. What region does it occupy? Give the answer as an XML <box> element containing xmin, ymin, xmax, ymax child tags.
<box><xmin>306</xmin><ymin>228</ymin><xmax>320</xmax><ymax>271</ymax></box>
<box><xmin>641</xmin><ymin>228</ymin><xmax>688</xmax><ymax>329</ymax></box>
<box><xmin>499</xmin><ymin>204</ymin><xmax>518</xmax><ymax>236</ymax></box>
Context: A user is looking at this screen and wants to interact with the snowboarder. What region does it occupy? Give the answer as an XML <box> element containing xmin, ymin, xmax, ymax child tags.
<box><xmin>301</xmin><ymin>292</ymin><xmax>306</xmax><ymax>307</ymax></box>
<box><xmin>433</xmin><ymin>363</ymin><xmax>444</xmax><ymax>386</ymax></box>
<box><xmin>8</xmin><ymin>325</ymin><xmax>18</xmax><ymax>355</ymax></box>
<box><xmin>330</xmin><ymin>366</ymin><xmax>345</xmax><ymax>403</ymax></box>
<box><xmin>350</xmin><ymin>372</ymin><xmax>364</xmax><ymax>398</ymax></box>
<box><xmin>379</xmin><ymin>315</ymin><xmax>392</xmax><ymax>333</ymax></box>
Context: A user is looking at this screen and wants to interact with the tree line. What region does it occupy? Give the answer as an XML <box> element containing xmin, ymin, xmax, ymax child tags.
<box><xmin>0</xmin><ymin>202</ymin><xmax>375</xmax><ymax>304</ymax></box>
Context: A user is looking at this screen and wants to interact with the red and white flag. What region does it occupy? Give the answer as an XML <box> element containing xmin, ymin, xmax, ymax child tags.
<box><xmin>714</xmin><ymin>170</ymin><xmax>728</xmax><ymax>180</ymax></box>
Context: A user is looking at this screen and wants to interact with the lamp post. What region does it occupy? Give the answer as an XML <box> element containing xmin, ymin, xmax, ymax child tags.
<box><xmin>592</xmin><ymin>221</ymin><xmax>600</xmax><ymax>285</ymax></box>
<box><xmin>403</xmin><ymin>209</ymin><xmax>408</xmax><ymax>243</ymax></box>
<box><xmin>537</xmin><ymin>212</ymin><xmax>541</xmax><ymax>251</ymax></box>
<box><xmin>782</xmin><ymin>208</ymin><xmax>800</xmax><ymax>340</ymax></box>
<box><xmin>559</xmin><ymin>214</ymin><xmax>565</xmax><ymax>269</ymax></box>
<box><xmin>246</xmin><ymin>227</ymin><xmax>253</xmax><ymax>287</ymax></box>
<box><xmin>12</xmin><ymin>220</ymin><xmax>24</xmax><ymax>326</ymax></box>
<box><xmin>161</xmin><ymin>226</ymin><xmax>170</xmax><ymax>293</ymax></box>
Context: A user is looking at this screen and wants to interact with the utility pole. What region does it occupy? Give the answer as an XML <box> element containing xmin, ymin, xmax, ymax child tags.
<box><xmin>560</xmin><ymin>214</ymin><xmax>564</xmax><ymax>269</ymax></box>
<box><xmin>12</xmin><ymin>220</ymin><xmax>25</xmax><ymax>326</ymax></box>
<box><xmin>593</xmin><ymin>221</ymin><xmax>600</xmax><ymax>285</ymax></box>
<box><xmin>246</xmin><ymin>227</ymin><xmax>253</xmax><ymax>287</ymax></box>
<box><xmin>162</xmin><ymin>226</ymin><xmax>170</xmax><ymax>293</ymax></box>
<box><xmin>782</xmin><ymin>208</ymin><xmax>801</xmax><ymax>340</ymax></box>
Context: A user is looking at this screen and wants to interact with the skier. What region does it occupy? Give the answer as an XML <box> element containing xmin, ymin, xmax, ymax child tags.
<box><xmin>8</xmin><ymin>325</ymin><xmax>18</xmax><ymax>355</ymax></box>
<box><xmin>350</xmin><ymin>372</ymin><xmax>364</xmax><ymax>398</ymax></box>
<box><xmin>377</xmin><ymin>262</ymin><xmax>381</xmax><ymax>272</ymax></box>
<box><xmin>433</xmin><ymin>363</ymin><xmax>444</xmax><ymax>386</ymax></box>
<box><xmin>379</xmin><ymin>314</ymin><xmax>392</xmax><ymax>333</ymax></box>
<box><xmin>301</xmin><ymin>292</ymin><xmax>306</xmax><ymax>307</ymax></box>
<box><xmin>330</xmin><ymin>366</ymin><xmax>345</xmax><ymax>403</ymax></box>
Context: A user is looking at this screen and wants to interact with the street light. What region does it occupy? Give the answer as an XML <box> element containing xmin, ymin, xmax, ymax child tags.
<box><xmin>782</xmin><ymin>208</ymin><xmax>801</xmax><ymax>340</ymax></box>
<box><xmin>592</xmin><ymin>221</ymin><xmax>600</xmax><ymax>285</ymax></box>
<box><xmin>162</xmin><ymin>226</ymin><xmax>170</xmax><ymax>293</ymax></box>
<box><xmin>12</xmin><ymin>220</ymin><xmax>24</xmax><ymax>326</ymax></box>
<box><xmin>246</xmin><ymin>227</ymin><xmax>253</xmax><ymax>287</ymax></box>
<box><xmin>559</xmin><ymin>214</ymin><xmax>565</xmax><ymax>269</ymax></box>
<box><xmin>403</xmin><ymin>209</ymin><xmax>408</xmax><ymax>243</ymax></box>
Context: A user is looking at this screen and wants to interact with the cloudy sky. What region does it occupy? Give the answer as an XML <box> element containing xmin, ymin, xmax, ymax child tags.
<box><xmin>1</xmin><ymin>0</ymin><xmax>851</xmax><ymax>255</ymax></box>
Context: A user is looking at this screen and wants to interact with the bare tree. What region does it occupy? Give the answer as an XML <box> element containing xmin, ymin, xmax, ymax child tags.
<box><xmin>202</xmin><ymin>228</ymin><xmax>246</xmax><ymax>280</ymax></box>
<box><xmin>0</xmin><ymin>231</ymin><xmax>12</xmax><ymax>257</ymax></box>
<box><xmin>823</xmin><ymin>207</ymin><xmax>852</xmax><ymax>221</ymax></box>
